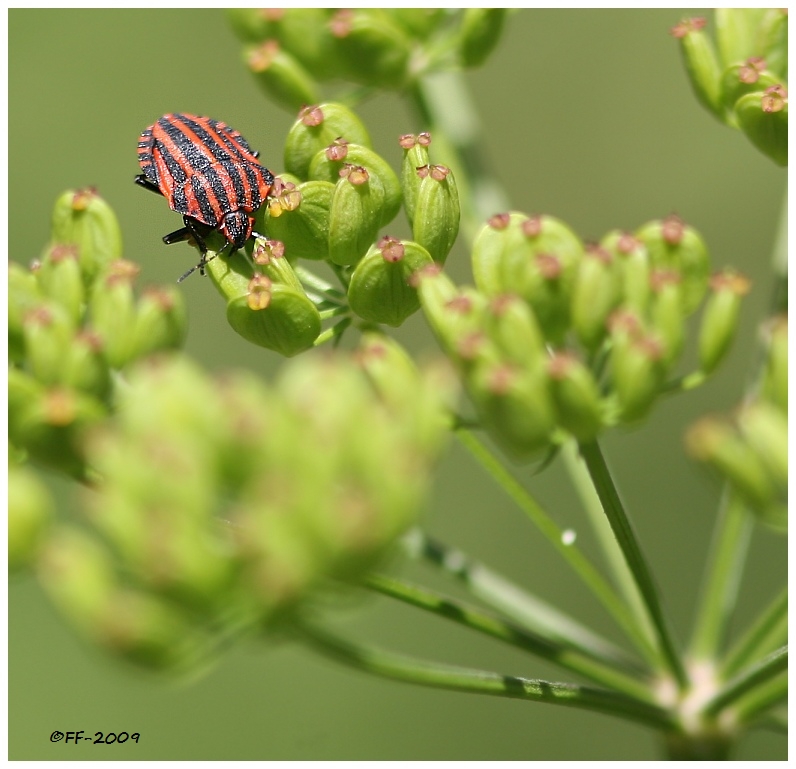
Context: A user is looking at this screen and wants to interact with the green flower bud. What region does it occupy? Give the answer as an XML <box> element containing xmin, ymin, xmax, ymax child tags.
<box><xmin>721</xmin><ymin>58</ymin><xmax>782</xmax><ymax>122</ymax></box>
<box><xmin>284</xmin><ymin>103</ymin><xmax>372</xmax><ymax>180</ymax></box>
<box><xmin>411</xmin><ymin>164</ymin><xmax>460</xmax><ymax>264</ymax></box>
<box><xmin>356</xmin><ymin>331</ymin><xmax>457</xmax><ymax>455</ymax></box>
<box><xmin>482</xmin><ymin>293</ymin><xmax>546</xmax><ymax>368</ymax></box>
<box><xmin>227</xmin><ymin>8</ymin><xmax>281</xmax><ymax>42</ymax></box>
<box><xmin>9</xmin><ymin>261</ymin><xmax>42</xmax><ymax>363</ymax></box>
<box><xmin>251</xmin><ymin>238</ymin><xmax>304</xmax><ymax>292</ymax></box>
<box><xmin>132</xmin><ymin>286</ymin><xmax>187</xmax><ymax>359</ymax></box>
<box><xmin>205</xmin><ymin>243</ymin><xmax>255</xmax><ymax>303</ymax></box>
<box><xmin>714</xmin><ymin>9</ymin><xmax>770</xmax><ymax>69</ymax></box>
<box><xmin>649</xmin><ymin>270</ymin><xmax>686</xmax><ymax>368</ymax></box>
<box><xmin>309</xmin><ymin>140</ymin><xmax>402</xmax><ymax>227</ymax></box>
<box><xmin>226</xmin><ymin>275</ymin><xmax>321</xmax><ymax>356</ymax></box>
<box><xmin>599</xmin><ymin>231</ymin><xmax>651</xmax><ymax>315</ymax></box>
<box><xmin>735</xmin><ymin>86</ymin><xmax>788</xmax><ymax>166</ymax></box>
<box><xmin>88</xmin><ymin>260</ymin><xmax>140</xmax><ymax>369</ymax></box>
<box><xmin>760</xmin><ymin>316</ymin><xmax>787</xmax><ymax>413</ymax></box>
<box><xmin>635</xmin><ymin>215</ymin><xmax>710</xmax><ymax>314</ymax></box>
<box><xmin>737</xmin><ymin>401</ymin><xmax>788</xmax><ymax>489</ymax></box>
<box><xmin>9</xmin><ymin>464</ymin><xmax>53</xmax><ymax>573</ymax></box>
<box><xmin>246</xmin><ymin>40</ymin><xmax>319</xmax><ymax>113</ymax></box>
<box><xmin>38</xmin><ymin>527</ymin><xmax>210</xmax><ymax>672</ymax></box>
<box><xmin>548</xmin><ymin>352</ymin><xmax>605</xmax><ymax>443</ymax></box>
<box><xmin>9</xmin><ymin>372</ymin><xmax>104</xmax><ymax>478</ymax></box>
<box><xmin>37</xmin><ymin>526</ymin><xmax>119</xmax><ymax>638</ymax></box>
<box><xmin>348</xmin><ymin>237</ymin><xmax>434</xmax><ymax>326</ymax></box>
<box><xmin>60</xmin><ymin>331</ymin><xmax>112</xmax><ymax>401</ymax></box>
<box><xmin>329</xmin><ymin>9</ymin><xmax>411</xmax><ymax>89</ymax></box>
<box><xmin>501</xmin><ymin>214</ymin><xmax>584</xmax><ymax>345</ymax></box>
<box><xmin>328</xmin><ymin>165</ymin><xmax>383</xmax><ymax>266</ymax></box>
<box><xmin>571</xmin><ymin>245</ymin><xmax>622</xmax><ymax>352</ymax></box>
<box><xmin>670</xmin><ymin>17</ymin><xmax>725</xmax><ymax>122</ymax></box>
<box><xmin>415</xmin><ymin>266</ymin><xmax>489</xmax><ymax>362</ymax></box>
<box><xmin>264</xmin><ymin>9</ymin><xmax>340</xmax><ymax>76</ymax></box>
<box><xmin>469</xmin><ymin>362</ymin><xmax>556</xmax><ymax>460</ymax></box>
<box><xmin>35</xmin><ymin>243</ymin><xmax>85</xmax><ymax>325</ymax></box>
<box><xmin>390</xmin><ymin>9</ymin><xmax>446</xmax><ymax>40</ymax></box>
<box><xmin>399</xmin><ymin>132</ymin><xmax>431</xmax><ymax>228</ymax></box>
<box><xmin>686</xmin><ymin>416</ymin><xmax>779</xmax><ymax>518</ymax></box>
<box><xmin>22</xmin><ymin>302</ymin><xmax>77</xmax><ymax>386</ymax></box>
<box><xmin>757</xmin><ymin>9</ymin><xmax>788</xmax><ymax>80</ymax></box>
<box><xmin>609</xmin><ymin>312</ymin><xmax>666</xmax><ymax>423</ymax></box>
<box><xmin>263</xmin><ymin>180</ymin><xmax>333</xmax><ymax>261</ymax></box>
<box><xmin>50</xmin><ymin>188</ymin><xmax>123</xmax><ymax>286</ymax></box>
<box><xmin>698</xmin><ymin>269</ymin><xmax>751</xmax><ymax>375</ymax></box>
<box><xmin>471</xmin><ymin>211</ymin><xmax>530</xmax><ymax>296</ymax></box>
<box><xmin>458</xmin><ymin>9</ymin><xmax>508</xmax><ymax>68</ymax></box>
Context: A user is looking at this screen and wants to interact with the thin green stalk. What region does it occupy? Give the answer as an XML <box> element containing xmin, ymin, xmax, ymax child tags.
<box><xmin>578</xmin><ymin>440</ymin><xmax>687</xmax><ymax>688</ymax></box>
<box><xmin>456</xmin><ymin>428</ymin><xmax>660</xmax><ymax>667</ymax></box>
<box><xmin>688</xmin><ymin>494</ymin><xmax>753</xmax><ymax>661</ymax></box>
<box><xmin>690</xmin><ymin>191</ymin><xmax>787</xmax><ymax>665</ymax></box>
<box><xmin>294</xmin><ymin>264</ymin><xmax>348</xmax><ymax>303</ymax></box>
<box><xmin>722</xmin><ymin>587</ymin><xmax>787</xmax><ymax>678</ymax></box>
<box><xmin>296</xmin><ymin>622</ymin><xmax>674</xmax><ymax>730</ymax></box>
<box><xmin>313</xmin><ymin>317</ymin><xmax>351</xmax><ymax>347</ymax></box>
<box><xmin>703</xmin><ymin>645</ymin><xmax>788</xmax><ymax>718</ymax></box>
<box><xmin>364</xmin><ymin>572</ymin><xmax>653</xmax><ymax>701</ymax></box>
<box><xmin>318</xmin><ymin>306</ymin><xmax>350</xmax><ymax>321</ymax></box>
<box><xmin>402</xmin><ymin>529</ymin><xmax>645</xmax><ymax>674</ymax></box>
<box><xmin>561</xmin><ymin>440</ymin><xmax>658</xmax><ymax>655</ymax></box>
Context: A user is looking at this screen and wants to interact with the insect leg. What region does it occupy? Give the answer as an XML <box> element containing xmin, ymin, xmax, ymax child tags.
<box><xmin>134</xmin><ymin>174</ymin><xmax>164</xmax><ymax>196</ymax></box>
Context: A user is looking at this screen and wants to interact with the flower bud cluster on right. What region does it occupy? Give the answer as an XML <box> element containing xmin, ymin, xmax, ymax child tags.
<box><xmin>671</xmin><ymin>9</ymin><xmax>787</xmax><ymax>166</ymax></box>
<box><xmin>687</xmin><ymin>316</ymin><xmax>787</xmax><ymax>532</ymax></box>
<box><xmin>416</xmin><ymin>211</ymin><xmax>749</xmax><ymax>460</ymax></box>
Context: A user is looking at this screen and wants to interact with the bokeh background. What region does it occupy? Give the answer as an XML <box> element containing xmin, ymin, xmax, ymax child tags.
<box><xmin>9</xmin><ymin>9</ymin><xmax>786</xmax><ymax>760</ymax></box>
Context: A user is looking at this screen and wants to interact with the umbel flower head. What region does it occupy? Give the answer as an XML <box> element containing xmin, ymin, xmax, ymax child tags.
<box><xmin>35</xmin><ymin>341</ymin><xmax>455</xmax><ymax>674</ymax></box>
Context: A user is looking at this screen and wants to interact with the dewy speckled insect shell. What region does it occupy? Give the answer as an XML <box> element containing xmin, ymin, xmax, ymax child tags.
<box><xmin>135</xmin><ymin>112</ymin><xmax>274</xmax><ymax>279</ymax></box>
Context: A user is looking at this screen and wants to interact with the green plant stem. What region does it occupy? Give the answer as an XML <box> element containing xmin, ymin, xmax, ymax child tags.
<box><xmin>401</xmin><ymin>529</ymin><xmax>645</xmax><ymax>673</ymax></box>
<box><xmin>561</xmin><ymin>441</ymin><xmax>658</xmax><ymax>656</ymax></box>
<box><xmin>732</xmin><ymin>675</ymin><xmax>788</xmax><ymax>729</ymax></box>
<box><xmin>577</xmin><ymin>440</ymin><xmax>687</xmax><ymax>688</ymax></box>
<box><xmin>722</xmin><ymin>587</ymin><xmax>787</xmax><ymax>678</ymax></box>
<box><xmin>318</xmin><ymin>306</ymin><xmax>350</xmax><ymax>321</ymax></box>
<box><xmin>688</xmin><ymin>493</ymin><xmax>753</xmax><ymax>662</ymax></box>
<box><xmin>313</xmin><ymin>317</ymin><xmax>351</xmax><ymax>347</ymax></box>
<box><xmin>294</xmin><ymin>264</ymin><xmax>348</xmax><ymax>303</ymax></box>
<box><xmin>410</xmin><ymin>70</ymin><xmax>511</xmax><ymax>243</ymax></box>
<box><xmin>363</xmin><ymin>572</ymin><xmax>653</xmax><ymax>701</ymax></box>
<box><xmin>295</xmin><ymin>622</ymin><xmax>673</xmax><ymax>730</ymax></box>
<box><xmin>703</xmin><ymin>646</ymin><xmax>787</xmax><ymax>718</ymax></box>
<box><xmin>456</xmin><ymin>428</ymin><xmax>660</xmax><ymax>667</ymax></box>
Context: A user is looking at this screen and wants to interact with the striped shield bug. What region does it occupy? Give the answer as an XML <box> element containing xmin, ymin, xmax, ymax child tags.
<box><xmin>135</xmin><ymin>113</ymin><xmax>275</xmax><ymax>281</ymax></box>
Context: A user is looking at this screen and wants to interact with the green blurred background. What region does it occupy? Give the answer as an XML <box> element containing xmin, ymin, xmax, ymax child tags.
<box><xmin>9</xmin><ymin>9</ymin><xmax>786</xmax><ymax>760</ymax></box>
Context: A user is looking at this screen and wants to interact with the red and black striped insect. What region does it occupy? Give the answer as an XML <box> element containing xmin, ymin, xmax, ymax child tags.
<box><xmin>135</xmin><ymin>113</ymin><xmax>274</xmax><ymax>281</ymax></box>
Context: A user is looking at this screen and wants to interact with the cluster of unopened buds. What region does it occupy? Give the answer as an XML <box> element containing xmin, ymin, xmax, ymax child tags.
<box><xmin>415</xmin><ymin>210</ymin><xmax>750</xmax><ymax>459</ymax></box>
<box><xmin>671</xmin><ymin>9</ymin><xmax>787</xmax><ymax>165</ymax></box>
<box><xmin>202</xmin><ymin>103</ymin><xmax>460</xmax><ymax>354</ymax></box>
<box><xmin>229</xmin><ymin>9</ymin><xmax>508</xmax><ymax>111</ymax></box>
<box><xmin>686</xmin><ymin>315</ymin><xmax>787</xmax><ymax>531</ymax></box>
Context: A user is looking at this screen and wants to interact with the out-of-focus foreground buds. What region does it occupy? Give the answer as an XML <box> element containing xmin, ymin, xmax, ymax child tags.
<box><xmin>686</xmin><ymin>315</ymin><xmax>787</xmax><ymax>532</ymax></box>
<box><xmin>10</xmin><ymin>190</ymin><xmax>187</xmax><ymax>478</ymax></box>
<box><xmin>33</xmin><ymin>344</ymin><xmax>452</xmax><ymax>674</ymax></box>
<box><xmin>671</xmin><ymin>10</ymin><xmax>788</xmax><ymax>166</ymax></box>
<box><xmin>418</xmin><ymin>209</ymin><xmax>747</xmax><ymax>461</ymax></box>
